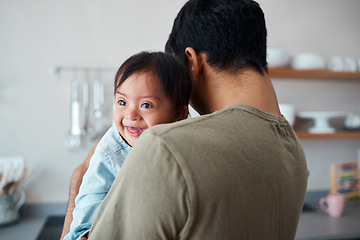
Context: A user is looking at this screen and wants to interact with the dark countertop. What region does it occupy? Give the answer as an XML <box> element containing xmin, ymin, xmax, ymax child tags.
<box><xmin>296</xmin><ymin>190</ymin><xmax>360</xmax><ymax>240</ymax></box>
<box><xmin>0</xmin><ymin>203</ymin><xmax>66</xmax><ymax>240</ymax></box>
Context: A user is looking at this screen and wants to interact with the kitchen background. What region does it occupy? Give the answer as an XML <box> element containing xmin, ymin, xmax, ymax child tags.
<box><xmin>0</xmin><ymin>0</ymin><xmax>360</xmax><ymax>204</ymax></box>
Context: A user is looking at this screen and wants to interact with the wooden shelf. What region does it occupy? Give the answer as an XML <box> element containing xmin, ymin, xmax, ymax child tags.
<box><xmin>268</xmin><ymin>68</ymin><xmax>360</xmax><ymax>80</ymax></box>
<box><xmin>268</xmin><ymin>68</ymin><xmax>360</xmax><ymax>140</ymax></box>
<box><xmin>296</xmin><ymin>131</ymin><xmax>360</xmax><ymax>139</ymax></box>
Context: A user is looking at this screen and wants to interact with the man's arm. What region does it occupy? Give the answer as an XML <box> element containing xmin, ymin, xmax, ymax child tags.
<box><xmin>60</xmin><ymin>141</ymin><xmax>98</xmax><ymax>240</ymax></box>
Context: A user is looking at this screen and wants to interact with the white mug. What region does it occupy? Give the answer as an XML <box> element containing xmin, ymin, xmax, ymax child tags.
<box><xmin>328</xmin><ymin>56</ymin><xmax>344</xmax><ymax>72</ymax></box>
<box><xmin>344</xmin><ymin>57</ymin><xmax>357</xmax><ymax>72</ymax></box>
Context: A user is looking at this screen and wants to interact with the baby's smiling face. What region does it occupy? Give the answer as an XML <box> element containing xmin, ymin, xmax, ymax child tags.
<box><xmin>113</xmin><ymin>72</ymin><xmax>179</xmax><ymax>146</ymax></box>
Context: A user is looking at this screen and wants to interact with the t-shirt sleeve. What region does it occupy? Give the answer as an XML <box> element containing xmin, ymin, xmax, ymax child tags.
<box><xmin>89</xmin><ymin>131</ymin><xmax>190</xmax><ymax>240</ymax></box>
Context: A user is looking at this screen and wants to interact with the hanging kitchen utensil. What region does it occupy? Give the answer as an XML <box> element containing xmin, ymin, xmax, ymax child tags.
<box><xmin>64</xmin><ymin>72</ymin><xmax>82</xmax><ymax>151</ymax></box>
<box><xmin>82</xmin><ymin>71</ymin><xmax>91</xmax><ymax>134</ymax></box>
<box><xmin>93</xmin><ymin>72</ymin><xmax>104</xmax><ymax>119</ymax></box>
<box><xmin>91</xmin><ymin>72</ymin><xmax>110</xmax><ymax>141</ymax></box>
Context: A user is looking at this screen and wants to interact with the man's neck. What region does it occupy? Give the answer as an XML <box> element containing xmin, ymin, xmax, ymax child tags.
<box><xmin>206</xmin><ymin>68</ymin><xmax>281</xmax><ymax>116</ymax></box>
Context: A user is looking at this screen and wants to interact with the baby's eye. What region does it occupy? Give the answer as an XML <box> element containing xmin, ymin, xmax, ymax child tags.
<box><xmin>118</xmin><ymin>100</ymin><xmax>126</xmax><ymax>106</ymax></box>
<box><xmin>141</xmin><ymin>103</ymin><xmax>152</xmax><ymax>109</ymax></box>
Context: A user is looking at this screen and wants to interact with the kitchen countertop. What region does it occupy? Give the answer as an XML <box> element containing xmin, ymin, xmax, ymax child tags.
<box><xmin>296</xmin><ymin>204</ymin><xmax>360</xmax><ymax>239</ymax></box>
<box><xmin>0</xmin><ymin>203</ymin><xmax>66</xmax><ymax>240</ymax></box>
<box><xmin>0</xmin><ymin>215</ymin><xmax>48</xmax><ymax>240</ymax></box>
<box><xmin>1</xmin><ymin>191</ymin><xmax>359</xmax><ymax>240</ymax></box>
<box><xmin>295</xmin><ymin>191</ymin><xmax>360</xmax><ymax>240</ymax></box>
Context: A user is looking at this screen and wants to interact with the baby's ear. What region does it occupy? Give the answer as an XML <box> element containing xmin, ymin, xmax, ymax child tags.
<box><xmin>175</xmin><ymin>105</ymin><xmax>189</xmax><ymax>121</ymax></box>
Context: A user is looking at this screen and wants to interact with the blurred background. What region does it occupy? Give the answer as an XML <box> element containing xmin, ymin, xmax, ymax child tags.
<box><xmin>1</xmin><ymin>0</ymin><xmax>360</xmax><ymax>204</ymax></box>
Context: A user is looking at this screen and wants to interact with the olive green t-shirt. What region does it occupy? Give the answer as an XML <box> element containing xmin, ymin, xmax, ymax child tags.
<box><xmin>89</xmin><ymin>105</ymin><xmax>309</xmax><ymax>240</ymax></box>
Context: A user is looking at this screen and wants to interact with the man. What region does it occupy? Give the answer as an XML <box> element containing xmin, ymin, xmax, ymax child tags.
<box><xmin>63</xmin><ymin>0</ymin><xmax>309</xmax><ymax>239</ymax></box>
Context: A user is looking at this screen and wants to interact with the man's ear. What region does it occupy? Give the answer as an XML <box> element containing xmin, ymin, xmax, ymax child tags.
<box><xmin>185</xmin><ymin>47</ymin><xmax>203</xmax><ymax>79</ymax></box>
<box><xmin>175</xmin><ymin>105</ymin><xmax>189</xmax><ymax>121</ymax></box>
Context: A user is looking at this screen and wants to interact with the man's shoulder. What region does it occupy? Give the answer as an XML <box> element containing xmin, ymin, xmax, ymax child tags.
<box><xmin>148</xmin><ymin>114</ymin><xmax>213</xmax><ymax>137</ymax></box>
<box><xmin>147</xmin><ymin>105</ymin><xmax>259</xmax><ymax>137</ymax></box>
<box><xmin>141</xmin><ymin>107</ymin><xmax>238</xmax><ymax>146</ymax></box>
<box><xmin>141</xmin><ymin>104</ymin><xmax>298</xmax><ymax>150</ymax></box>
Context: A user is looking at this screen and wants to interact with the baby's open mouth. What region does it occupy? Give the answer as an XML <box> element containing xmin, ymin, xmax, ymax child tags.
<box><xmin>126</xmin><ymin>126</ymin><xmax>145</xmax><ymax>136</ymax></box>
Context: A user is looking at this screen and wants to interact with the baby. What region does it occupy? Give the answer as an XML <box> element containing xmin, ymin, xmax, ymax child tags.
<box><xmin>64</xmin><ymin>51</ymin><xmax>192</xmax><ymax>240</ymax></box>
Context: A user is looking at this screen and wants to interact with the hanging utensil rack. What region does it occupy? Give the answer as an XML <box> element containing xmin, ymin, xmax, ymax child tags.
<box><xmin>50</xmin><ymin>66</ymin><xmax>117</xmax><ymax>77</ymax></box>
<box><xmin>51</xmin><ymin>65</ymin><xmax>116</xmax><ymax>151</ymax></box>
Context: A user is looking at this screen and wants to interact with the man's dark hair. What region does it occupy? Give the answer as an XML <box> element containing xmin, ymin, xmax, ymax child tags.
<box><xmin>114</xmin><ymin>51</ymin><xmax>192</xmax><ymax>108</ymax></box>
<box><xmin>165</xmin><ymin>0</ymin><xmax>267</xmax><ymax>74</ymax></box>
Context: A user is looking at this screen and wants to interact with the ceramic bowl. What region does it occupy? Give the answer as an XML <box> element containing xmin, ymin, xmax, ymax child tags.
<box><xmin>267</xmin><ymin>48</ymin><xmax>291</xmax><ymax>68</ymax></box>
<box><xmin>291</xmin><ymin>53</ymin><xmax>326</xmax><ymax>70</ymax></box>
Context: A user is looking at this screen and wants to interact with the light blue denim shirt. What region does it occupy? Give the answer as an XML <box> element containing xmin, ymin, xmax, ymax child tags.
<box><xmin>64</xmin><ymin>125</ymin><xmax>132</xmax><ymax>240</ymax></box>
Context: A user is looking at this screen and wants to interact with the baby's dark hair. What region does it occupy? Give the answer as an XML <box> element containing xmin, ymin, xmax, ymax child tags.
<box><xmin>114</xmin><ymin>51</ymin><xmax>192</xmax><ymax>108</ymax></box>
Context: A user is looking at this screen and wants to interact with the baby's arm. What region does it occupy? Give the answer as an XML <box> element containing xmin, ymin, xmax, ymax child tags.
<box><xmin>64</xmin><ymin>148</ymin><xmax>118</xmax><ymax>240</ymax></box>
<box><xmin>60</xmin><ymin>141</ymin><xmax>97</xmax><ymax>240</ymax></box>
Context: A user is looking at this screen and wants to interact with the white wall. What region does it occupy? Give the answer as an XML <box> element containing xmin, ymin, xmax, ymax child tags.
<box><xmin>258</xmin><ymin>0</ymin><xmax>360</xmax><ymax>191</ymax></box>
<box><xmin>0</xmin><ymin>0</ymin><xmax>359</xmax><ymax>203</ymax></box>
